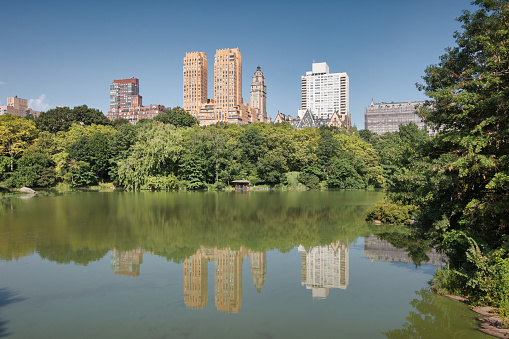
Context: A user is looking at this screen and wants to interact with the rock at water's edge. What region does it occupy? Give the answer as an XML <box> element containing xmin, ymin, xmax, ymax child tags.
<box><xmin>20</xmin><ymin>187</ymin><xmax>36</xmax><ymax>194</ymax></box>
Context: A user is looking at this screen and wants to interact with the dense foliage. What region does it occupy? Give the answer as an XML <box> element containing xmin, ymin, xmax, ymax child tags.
<box><xmin>367</xmin><ymin>0</ymin><xmax>509</xmax><ymax>313</ymax></box>
<box><xmin>1</xmin><ymin>109</ymin><xmax>394</xmax><ymax>190</ymax></box>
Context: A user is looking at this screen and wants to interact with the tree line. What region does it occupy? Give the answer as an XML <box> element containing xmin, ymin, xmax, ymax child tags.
<box><xmin>1</xmin><ymin>104</ymin><xmax>430</xmax><ymax>191</ymax></box>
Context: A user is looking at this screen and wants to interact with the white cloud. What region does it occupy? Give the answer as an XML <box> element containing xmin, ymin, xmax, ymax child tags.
<box><xmin>0</xmin><ymin>81</ymin><xmax>5</xmax><ymax>85</ymax></box>
<box><xmin>28</xmin><ymin>94</ymin><xmax>50</xmax><ymax>111</ymax></box>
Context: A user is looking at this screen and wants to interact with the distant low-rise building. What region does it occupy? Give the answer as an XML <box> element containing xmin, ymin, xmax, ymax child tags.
<box><xmin>0</xmin><ymin>96</ymin><xmax>40</xmax><ymax>117</ymax></box>
<box><xmin>274</xmin><ymin>109</ymin><xmax>347</xmax><ymax>129</ymax></box>
<box><xmin>364</xmin><ymin>100</ymin><xmax>427</xmax><ymax>134</ymax></box>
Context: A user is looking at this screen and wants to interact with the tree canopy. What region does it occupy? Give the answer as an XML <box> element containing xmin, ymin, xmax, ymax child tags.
<box><xmin>35</xmin><ymin>105</ymin><xmax>110</xmax><ymax>133</ymax></box>
<box><xmin>411</xmin><ymin>0</ymin><xmax>509</xmax><ymax>251</ymax></box>
<box><xmin>154</xmin><ymin>107</ymin><xmax>199</xmax><ymax>128</ymax></box>
<box><xmin>0</xmin><ymin>114</ymin><xmax>39</xmax><ymax>171</ymax></box>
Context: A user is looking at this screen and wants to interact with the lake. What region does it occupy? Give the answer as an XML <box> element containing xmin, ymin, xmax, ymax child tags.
<box><xmin>0</xmin><ymin>190</ymin><xmax>488</xmax><ymax>338</ymax></box>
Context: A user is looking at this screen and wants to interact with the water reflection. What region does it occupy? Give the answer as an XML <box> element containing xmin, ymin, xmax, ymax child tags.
<box><xmin>1</xmin><ymin>191</ymin><xmax>489</xmax><ymax>338</ymax></box>
<box><xmin>110</xmin><ymin>248</ymin><xmax>147</xmax><ymax>276</ymax></box>
<box><xmin>298</xmin><ymin>241</ymin><xmax>349</xmax><ymax>299</ymax></box>
<box><xmin>184</xmin><ymin>247</ymin><xmax>250</xmax><ymax>313</ymax></box>
<box><xmin>0</xmin><ymin>288</ymin><xmax>26</xmax><ymax>338</ymax></box>
<box><xmin>364</xmin><ymin>236</ymin><xmax>446</xmax><ymax>266</ymax></box>
<box><xmin>383</xmin><ymin>289</ymin><xmax>487</xmax><ymax>339</ymax></box>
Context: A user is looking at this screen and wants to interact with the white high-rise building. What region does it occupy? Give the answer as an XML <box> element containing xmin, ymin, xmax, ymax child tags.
<box><xmin>299</xmin><ymin>62</ymin><xmax>349</xmax><ymax>121</ymax></box>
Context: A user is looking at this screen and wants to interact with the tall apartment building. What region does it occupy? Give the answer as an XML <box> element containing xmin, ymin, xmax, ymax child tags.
<box><xmin>183</xmin><ymin>52</ymin><xmax>208</xmax><ymax>116</ymax></box>
<box><xmin>183</xmin><ymin>48</ymin><xmax>260</xmax><ymax>126</ymax></box>
<box><xmin>107</xmin><ymin>78</ymin><xmax>165</xmax><ymax>123</ymax></box>
<box><xmin>0</xmin><ymin>96</ymin><xmax>40</xmax><ymax>117</ymax></box>
<box><xmin>299</xmin><ymin>62</ymin><xmax>349</xmax><ymax>122</ymax></box>
<box><xmin>109</xmin><ymin>78</ymin><xmax>141</xmax><ymax>108</ymax></box>
<box><xmin>250</xmin><ymin>66</ymin><xmax>267</xmax><ymax>122</ymax></box>
<box><xmin>214</xmin><ymin>48</ymin><xmax>243</xmax><ymax>113</ymax></box>
<box><xmin>364</xmin><ymin>100</ymin><xmax>427</xmax><ymax>134</ymax></box>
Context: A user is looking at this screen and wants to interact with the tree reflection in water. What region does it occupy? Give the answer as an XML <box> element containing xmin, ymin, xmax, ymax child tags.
<box><xmin>0</xmin><ymin>288</ymin><xmax>26</xmax><ymax>338</ymax></box>
<box><xmin>383</xmin><ymin>288</ymin><xmax>487</xmax><ymax>339</ymax></box>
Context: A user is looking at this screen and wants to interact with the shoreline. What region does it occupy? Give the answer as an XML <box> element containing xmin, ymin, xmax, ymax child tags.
<box><xmin>436</xmin><ymin>290</ymin><xmax>509</xmax><ymax>338</ymax></box>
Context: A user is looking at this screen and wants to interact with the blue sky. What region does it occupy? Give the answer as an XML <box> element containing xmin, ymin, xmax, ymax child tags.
<box><xmin>1</xmin><ymin>0</ymin><xmax>471</xmax><ymax>128</ymax></box>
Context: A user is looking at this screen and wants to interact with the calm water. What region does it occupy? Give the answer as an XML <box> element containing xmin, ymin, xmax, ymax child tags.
<box><xmin>0</xmin><ymin>190</ymin><xmax>488</xmax><ymax>339</ymax></box>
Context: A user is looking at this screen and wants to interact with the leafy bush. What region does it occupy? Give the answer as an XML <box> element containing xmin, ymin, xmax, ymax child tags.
<box><xmin>327</xmin><ymin>157</ymin><xmax>365</xmax><ymax>189</ymax></box>
<box><xmin>141</xmin><ymin>175</ymin><xmax>178</xmax><ymax>190</ymax></box>
<box><xmin>366</xmin><ymin>200</ymin><xmax>417</xmax><ymax>225</ymax></box>
<box><xmin>3</xmin><ymin>153</ymin><xmax>55</xmax><ymax>188</ymax></box>
<box><xmin>432</xmin><ymin>235</ymin><xmax>509</xmax><ymax>312</ymax></box>
<box><xmin>212</xmin><ymin>181</ymin><xmax>226</xmax><ymax>190</ymax></box>
<box><xmin>298</xmin><ymin>166</ymin><xmax>324</xmax><ymax>189</ymax></box>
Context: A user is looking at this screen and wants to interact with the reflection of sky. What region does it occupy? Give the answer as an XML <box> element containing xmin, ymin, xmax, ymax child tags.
<box><xmin>0</xmin><ymin>239</ymin><xmax>464</xmax><ymax>339</ymax></box>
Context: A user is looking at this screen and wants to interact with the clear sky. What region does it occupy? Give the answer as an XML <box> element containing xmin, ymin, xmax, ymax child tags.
<box><xmin>0</xmin><ymin>0</ymin><xmax>471</xmax><ymax>129</ymax></box>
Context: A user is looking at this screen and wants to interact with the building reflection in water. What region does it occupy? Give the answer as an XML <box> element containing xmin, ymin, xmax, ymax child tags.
<box><xmin>110</xmin><ymin>248</ymin><xmax>145</xmax><ymax>276</ymax></box>
<box><xmin>364</xmin><ymin>235</ymin><xmax>446</xmax><ymax>266</ymax></box>
<box><xmin>183</xmin><ymin>247</ymin><xmax>267</xmax><ymax>313</ymax></box>
<box><xmin>298</xmin><ymin>241</ymin><xmax>349</xmax><ymax>300</ymax></box>
<box><xmin>250</xmin><ymin>251</ymin><xmax>266</xmax><ymax>293</ymax></box>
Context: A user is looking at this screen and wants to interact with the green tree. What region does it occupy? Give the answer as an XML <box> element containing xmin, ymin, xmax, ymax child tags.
<box><xmin>118</xmin><ymin>122</ymin><xmax>183</xmax><ymax>190</ymax></box>
<box><xmin>108</xmin><ymin>124</ymin><xmax>138</xmax><ymax>183</ymax></box>
<box><xmin>327</xmin><ymin>157</ymin><xmax>365</xmax><ymax>189</ymax></box>
<box><xmin>316</xmin><ymin>127</ymin><xmax>340</xmax><ymax>172</ymax></box>
<box><xmin>111</xmin><ymin>118</ymin><xmax>131</xmax><ymax>129</ymax></box>
<box><xmin>410</xmin><ymin>0</ymin><xmax>509</xmax><ymax>252</ymax></box>
<box><xmin>298</xmin><ymin>165</ymin><xmax>325</xmax><ymax>189</ymax></box>
<box><xmin>0</xmin><ymin>114</ymin><xmax>39</xmax><ymax>171</ymax></box>
<box><xmin>35</xmin><ymin>105</ymin><xmax>110</xmax><ymax>133</ymax></box>
<box><xmin>3</xmin><ymin>152</ymin><xmax>55</xmax><ymax>188</ymax></box>
<box><xmin>239</xmin><ymin>124</ymin><xmax>265</xmax><ymax>166</ymax></box>
<box><xmin>154</xmin><ymin>107</ymin><xmax>199</xmax><ymax>127</ymax></box>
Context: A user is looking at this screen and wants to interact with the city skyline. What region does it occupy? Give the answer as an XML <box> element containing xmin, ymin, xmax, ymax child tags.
<box><xmin>0</xmin><ymin>0</ymin><xmax>470</xmax><ymax>128</ymax></box>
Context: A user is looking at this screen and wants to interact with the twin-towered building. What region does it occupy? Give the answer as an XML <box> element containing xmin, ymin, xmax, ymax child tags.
<box><xmin>183</xmin><ymin>48</ymin><xmax>268</xmax><ymax>126</ymax></box>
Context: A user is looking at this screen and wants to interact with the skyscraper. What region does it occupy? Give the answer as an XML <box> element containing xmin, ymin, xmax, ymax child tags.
<box><xmin>183</xmin><ymin>48</ymin><xmax>259</xmax><ymax>126</ymax></box>
<box><xmin>299</xmin><ymin>62</ymin><xmax>349</xmax><ymax>122</ymax></box>
<box><xmin>214</xmin><ymin>48</ymin><xmax>243</xmax><ymax>117</ymax></box>
<box><xmin>250</xmin><ymin>66</ymin><xmax>267</xmax><ymax>122</ymax></box>
<box><xmin>183</xmin><ymin>52</ymin><xmax>208</xmax><ymax>117</ymax></box>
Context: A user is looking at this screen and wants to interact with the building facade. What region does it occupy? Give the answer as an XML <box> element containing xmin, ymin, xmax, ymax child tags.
<box><xmin>299</xmin><ymin>62</ymin><xmax>349</xmax><ymax>122</ymax></box>
<box><xmin>274</xmin><ymin>109</ymin><xmax>348</xmax><ymax>130</ymax></box>
<box><xmin>183</xmin><ymin>48</ymin><xmax>263</xmax><ymax>126</ymax></box>
<box><xmin>109</xmin><ymin>78</ymin><xmax>141</xmax><ymax>109</ymax></box>
<box><xmin>364</xmin><ymin>100</ymin><xmax>427</xmax><ymax>134</ymax></box>
<box><xmin>250</xmin><ymin>66</ymin><xmax>267</xmax><ymax>122</ymax></box>
<box><xmin>0</xmin><ymin>96</ymin><xmax>40</xmax><ymax>117</ymax></box>
<box><xmin>183</xmin><ymin>52</ymin><xmax>208</xmax><ymax>116</ymax></box>
<box><xmin>107</xmin><ymin>78</ymin><xmax>165</xmax><ymax>123</ymax></box>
